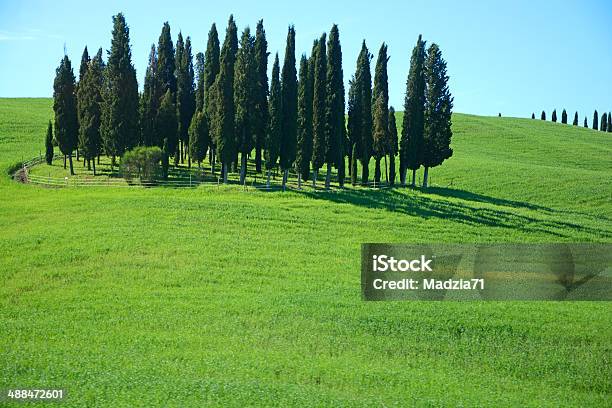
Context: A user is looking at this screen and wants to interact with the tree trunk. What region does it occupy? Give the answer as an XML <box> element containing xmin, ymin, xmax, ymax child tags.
<box><xmin>411</xmin><ymin>168</ymin><xmax>417</xmax><ymax>188</ymax></box>
<box><xmin>361</xmin><ymin>160</ymin><xmax>369</xmax><ymax>186</ymax></box>
<box><xmin>351</xmin><ymin>145</ymin><xmax>358</xmax><ymax>186</ymax></box>
<box><xmin>297</xmin><ymin>172</ymin><xmax>302</xmax><ymax>189</ymax></box>
<box><xmin>282</xmin><ymin>168</ymin><xmax>288</xmax><ymax>191</ymax></box>
<box><xmin>211</xmin><ymin>148</ymin><xmax>216</xmax><ymax>175</ymax></box>
<box><xmin>87</xmin><ymin>159</ymin><xmax>91</xmax><ymax>171</ymax></box>
<box><xmin>63</xmin><ymin>155</ymin><xmax>66</xmax><ymax>169</ymax></box>
<box><xmin>347</xmin><ymin>146</ymin><xmax>353</xmax><ymax>177</ymax></box>
<box><xmin>111</xmin><ymin>155</ymin><xmax>116</xmax><ymax>173</ymax></box>
<box><xmin>325</xmin><ymin>163</ymin><xmax>331</xmax><ymax>190</ymax></box>
<box><xmin>384</xmin><ymin>155</ymin><xmax>388</xmax><ymax>184</ymax></box>
<box><xmin>92</xmin><ymin>159</ymin><xmax>96</xmax><ymax>176</ymax></box>
<box><xmin>68</xmin><ymin>154</ymin><xmax>75</xmax><ymax>175</ymax></box>
<box><xmin>255</xmin><ymin>147</ymin><xmax>262</xmax><ymax>173</ymax></box>
<box><xmin>400</xmin><ymin>164</ymin><xmax>406</xmax><ymax>187</ymax></box>
<box><xmin>389</xmin><ymin>154</ymin><xmax>395</xmax><ymax>187</ymax></box>
<box><xmin>266</xmin><ymin>169</ymin><xmax>271</xmax><ymax>188</ymax></box>
<box><xmin>223</xmin><ymin>163</ymin><xmax>228</xmax><ymax>184</ymax></box>
<box><xmin>97</xmin><ymin>155</ymin><xmax>100</xmax><ymax>165</ymax></box>
<box><xmin>240</xmin><ymin>153</ymin><xmax>247</xmax><ymax>185</ymax></box>
<box><xmin>188</xmin><ymin>155</ymin><xmax>191</xmax><ymax>169</ymax></box>
<box><xmin>374</xmin><ymin>158</ymin><xmax>381</xmax><ymax>185</ymax></box>
<box><xmin>423</xmin><ymin>166</ymin><xmax>429</xmax><ymax>188</ymax></box>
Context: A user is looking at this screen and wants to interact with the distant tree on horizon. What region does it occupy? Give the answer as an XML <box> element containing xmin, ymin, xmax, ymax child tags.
<box><xmin>608</xmin><ymin>112</ymin><xmax>611</xmax><ymax>133</ymax></box>
<box><xmin>573</xmin><ymin>111</ymin><xmax>578</xmax><ymax>126</ymax></box>
<box><xmin>584</xmin><ymin>117</ymin><xmax>588</xmax><ymax>128</ymax></box>
<box><xmin>551</xmin><ymin>109</ymin><xmax>557</xmax><ymax>123</ymax></box>
<box><xmin>593</xmin><ymin>110</ymin><xmax>598</xmax><ymax>130</ymax></box>
<box><xmin>561</xmin><ymin>109</ymin><xmax>567</xmax><ymax>124</ymax></box>
<box><xmin>541</xmin><ymin>111</ymin><xmax>546</xmax><ymax>120</ymax></box>
<box><xmin>45</xmin><ymin>121</ymin><xmax>54</xmax><ymax>165</ymax></box>
<box><xmin>531</xmin><ymin>112</ymin><xmax>535</xmax><ymax>119</ymax></box>
<box><xmin>600</xmin><ymin>112</ymin><xmax>607</xmax><ymax>132</ymax></box>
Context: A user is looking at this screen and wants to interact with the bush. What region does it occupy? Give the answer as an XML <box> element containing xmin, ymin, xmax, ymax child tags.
<box><xmin>121</xmin><ymin>146</ymin><xmax>162</xmax><ymax>185</ymax></box>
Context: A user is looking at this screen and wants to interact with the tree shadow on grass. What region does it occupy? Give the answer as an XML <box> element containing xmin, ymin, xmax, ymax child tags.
<box><xmin>295</xmin><ymin>188</ymin><xmax>611</xmax><ymax>239</ymax></box>
<box><xmin>425</xmin><ymin>186</ymin><xmax>554</xmax><ymax>212</ymax></box>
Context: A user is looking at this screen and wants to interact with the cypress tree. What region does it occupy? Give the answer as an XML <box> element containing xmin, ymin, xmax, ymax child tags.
<box><xmin>422</xmin><ymin>43</ymin><xmax>453</xmax><ymax>188</ymax></box>
<box><xmin>347</xmin><ymin>74</ymin><xmax>359</xmax><ymax>186</ymax></box>
<box><xmin>176</xmin><ymin>34</ymin><xmax>196</xmax><ymax>165</ymax></box>
<box><xmin>561</xmin><ymin>109</ymin><xmax>567</xmax><ymax>124</ymax></box>
<box><xmin>531</xmin><ymin>113</ymin><xmax>535</xmax><ymax>119</ymax></box>
<box><xmin>388</xmin><ymin>106</ymin><xmax>398</xmax><ymax>186</ymax></box>
<box><xmin>400</xmin><ymin>35</ymin><xmax>426</xmax><ymax>187</ymax></box>
<box><xmin>53</xmin><ymin>55</ymin><xmax>78</xmax><ymax>175</ymax></box>
<box><xmin>279</xmin><ymin>25</ymin><xmax>298</xmax><ymax>190</ymax></box>
<box><xmin>101</xmin><ymin>13</ymin><xmax>139</xmax><ymax>169</ymax></box>
<box><xmin>573</xmin><ymin>111</ymin><xmax>578</xmax><ymax>126</ymax></box>
<box><xmin>234</xmin><ymin>27</ymin><xmax>256</xmax><ymax>185</ymax></box>
<box><xmin>253</xmin><ymin>20</ymin><xmax>269</xmax><ymax>174</ymax></box>
<box><xmin>541</xmin><ymin>111</ymin><xmax>546</xmax><ymax>120</ymax></box>
<box><xmin>296</xmin><ymin>55</ymin><xmax>313</xmax><ymax>188</ymax></box>
<box><xmin>140</xmin><ymin>45</ymin><xmax>161</xmax><ymax>147</ymax></box>
<box><xmin>306</xmin><ymin>40</ymin><xmax>317</xmax><ymax>182</ymax></box>
<box><xmin>584</xmin><ymin>117</ymin><xmax>588</xmax><ymax>128</ymax></box>
<box><xmin>188</xmin><ymin>110</ymin><xmax>209</xmax><ymax>168</ymax></box>
<box><xmin>551</xmin><ymin>109</ymin><xmax>557</xmax><ymax>122</ymax></box>
<box><xmin>350</xmin><ymin>40</ymin><xmax>372</xmax><ymax>186</ymax></box>
<box><xmin>265</xmin><ymin>54</ymin><xmax>282</xmax><ymax>187</ymax></box>
<box><xmin>593</xmin><ymin>110</ymin><xmax>598</xmax><ymax>130</ymax></box>
<box><xmin>194</xmin><ymin>52</ymin><xmax>205</xmax><ymax>112</ymax></box>
<box><xmin>311</xmin><ymin>33</ymin><xmax>327</xmax><ymax>188</ymax></box>
<box><xmin>45</xmin><ymin>121</ymin><xmax>54</xmax><ymax>165</ymax></box>
<box><xmin>371</xmin><ymin>43</ymin><xmax>389</xmax><ymax>185</ymax></box>
<box><xmin>608</xmin><ymin>112</ymin><xmax>611</xmax><ymax>133</ymax></box>
<box><xmin>78</xmin><ymin>46</ymin><xmax>90</xmax><ymax>84</ymax></box>
<box><xmin>211</xmin><ymin>15</ymin><xmax>238</xmax><ymax>183</ymax></box>
<box><xmin>157</xmin><ymin>22</ymin><xmax>176</xmax><ymax>96</ymax></box>
<box><xmin>601</xmin><ymin>112</ymin><xmax>607</xmax><ymax>132</ymax></box>
<box><xmin>174</xmin><ymin>32</ymin><xmax>185</xmax><ymax>163</ymax></box>
<box><xmin>77</xmin><ymin>57</ymin><xmax>103</xmax><ymax>174</ymax></box>
<box><xmin>324</xmin><ymin>25</ymin><xmax>346</xmax><ymax>189</ymax></box>
<box><xmin>157</xmin><ymin>89</ymin><xmax>177</xmax><ymax>177</ymax></box>
<box><xmin>204</xmin><ymin>23</ymin><xmax>220</xmax><ymax>173</ymax></box>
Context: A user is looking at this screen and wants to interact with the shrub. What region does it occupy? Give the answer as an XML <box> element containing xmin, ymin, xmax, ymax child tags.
<box><xmin>121</xmin><ymin>146</ymin><xmax>162</xmax><ymax>185</ymax></box>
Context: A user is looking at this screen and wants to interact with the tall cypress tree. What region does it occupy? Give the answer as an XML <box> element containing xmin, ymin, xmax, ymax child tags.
<box><xmin>311</xmin><ymin>33</ymin><xmax>327</xmax><ymax>188</ymax></box>
<box><xmin>176</xmin><ymin>34</ymin><xmax>196</xmax><ymax>165</ymax></box>
<box><xmin>561</xmin><ymin>109</ymin><xmax>567</xmax><ymax>124</ymax></box>
<box><xmin>45</xmin><ymin>121</ymin><xmax>54</xmax><ymax>165</ymax></box>
<box><xmin>593</xmin><ymin>110</ymin><xmax>598</xmax><ymax>130</ymax></box>
<box><xmin>157</xmin><ymin>22</ymin><xmax>176</xmax><ymax>96</ymax></box>
<box><xmin>552</xmin><ymin>109</ymin><xmax>557</xmax><ymax>122</ymax></box>
<box><xmin>608</xmin><ymin>112</ymin><xmax>611</xmax><ymax>133</ymax></box>
<box><xmin>324</xmin><ymin>25</ymin><xmax>345</xmax><ymax>189</ymax></box>
<box><xmin>541</xmin><ymin>111</ymin><xmax>546</xmax><ymax>120</ymax></box>
<box><xmin>422</xmin><ymin>43</ymin><xmax>453</xmax><ymax>188</ymax></box>
<box><xmin>140</xmin><ymin>44</ymin><xmax>160</xmax><ymax>147</ymax></box>
<box><xmin>388</xmin><ymin>106</ymin><xmax>398</xmax><ymax>186</ymax></box>
<box><xmin>601</xmin><ymin>112</ymin><xmax>607</xmax><ymax>132</ymax></box>
<box><xmin>265</xmin><ymin>54</ymin><xmax>282</xmax><ymax>187</ymax></box>
<box><xmin>234</xmin><ymin>27</ymin><xmax>256</xmax><ymax>185</ymax></box>
<box><xmin>101</xmin><ymin>13</ymin><xmax>139</xmax><ymax>168</ymax></box>
<box><xmin>53</xmin><ymin>55</ymin><xmax>78</xmax><ymax>175</ymax></box>
<box><xmin>347</xmin><ymin>74</ymin><xmax>359</xmax><ymax>186</ymax></box>
<box><xmin>573</xmin><ymin>111</ymin><xmax>578</xmax><ymax>126</ymax></box>
<box><xmin>253</xmin><ymin>20</ymin><xmax>269</xmax><ymax>174</ymax></box>
<box><xmin>211</xmin><ymin>15</ymin><xmax>238</xmax><ymax>183</ymax></box>
<box><xmin>77</xmin><ymin>57</ymin><xmax>103</xmax><ymax>174</ymax></box>
<box><xmin>351</xmin><ymin>40</ymin><xmax>372</xmax><ymax>186</ymax></box>
<box><xmin>188</xmin><ymin>110</ymin><xmax>209</xmax><ymax>168</ymax></box>
<box><xmin>372</xmin><ymin>43</ymin><xmax>389</xmax><ymax>185</ymax></box>
<box><xmin>279</xmin><ymin>26</ymin><xmax>298</xmax><ymax>190</ymax></box>
<box><xmin>204</xmin><ymin>23</ymin><xmax>220</xmax><ymax>173</ymax></box>
<box><xmin>400</xmin><ymin>35</ymin><xmax>426</xmax><ymax>187</ymax></box>
<box><xmin>296</xmin><ymin>54</ymin><xmax>313</xmax><ymax>188</ymax></box>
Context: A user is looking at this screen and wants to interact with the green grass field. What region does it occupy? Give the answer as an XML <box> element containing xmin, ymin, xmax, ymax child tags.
<box><xmin>1</xmin><ymin>98</ymin><xmax>611</xmax><ymax>406</ymax></box>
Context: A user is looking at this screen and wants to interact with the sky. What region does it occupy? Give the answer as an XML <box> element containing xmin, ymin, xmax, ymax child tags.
<box><xmin>0</xmin><ymin>0</ymin><xmax>610</xmax><ymax>118</ymax></box>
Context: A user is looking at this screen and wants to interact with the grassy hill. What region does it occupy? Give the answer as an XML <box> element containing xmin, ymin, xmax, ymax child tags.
<box><xmin>0</xmin><ymin>98</ymin><xmax>610</xmax><ymax>406</ymax></box>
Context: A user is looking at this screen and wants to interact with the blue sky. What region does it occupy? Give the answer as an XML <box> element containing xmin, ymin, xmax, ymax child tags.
<box><xmin>0</xmin><ymin>0</ymin><xmax>610</xmax><ymax>118</ymax></box>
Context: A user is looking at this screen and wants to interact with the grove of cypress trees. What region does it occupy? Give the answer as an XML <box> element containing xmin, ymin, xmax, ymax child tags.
<box><xmin>324</xmin><ymin>25</ymin><xmax>345</xmax><ymax>189</ymax></box>
<box><xmin>176</xmin><ymin>34</ymin><xmax>196</xmax><ymax>165</ymax></box>
<box><xmin>253</xmin><ymin>20</ymin><xmax>269</xmax><ymax>174</ymax></box>
<box><xmin>140</xmin><ymin>45</ymin><xmax>161</xmax><ymax>147</ymax></box>
<box><xmin>157</xmin><ymin>89</ymin><xmax>177</xmax><ymax>176</ymax></box>
<box><xmin>422</xmin><ymin>43</ymin><xmax>453</xmax><ymax>188</ymax></box>
<box><xmin>157</xmin><ymin>22</ymin><xmax>176</xmax><ymax>96</ymax></box>
<box><xmin>188</xmin><ymin>110</ymin><xmax>209</xmax><ymax>168</ymax></box>
<box><xmin>388</xmin><ymin>106</ymin><xmax>398</xmax><ymax>186</ymax></box>
<box><xmin>204</xmin><ymin>23</ymin><xmax>220</xmax><ymax>173</ymax></box>
<box><xmin>552</xmin><ymin>109</ymin><xmax>557</xmax><ymax>122</ymax></box>
<box><xmin>371</xmin><ymin>43</ymin><xmax>389</xmax><ymax>185</ymax></box>
<box><xmin>77</xmin><ymin>56</ymin><xmax>103</xmax><ymax>174</ymax></box>
<box><xmin>601</xmin><ymin>112</ymin><xmax>607</xmax><ymax>132</ymax></box>
<box><xmin>593</xmin><ymin>110</ymin><xmax>598</xmax><ymax>130</ymax></box>
<box><xmin>561</xmin><ymin>109</ymin><xmax>567</xmax><ymax>124</ymax></box>
<box><xmin>101</xmin><ymin>13</ymin><xmax>139</xmax><ymax>169</ymax></box>
<box><xmin>400</xmin><ymin>35</ymin><xmax>426</xmax><ymax>187</ymax></box>
<box><xmin>279</xmin><ymin>25</ymin><xmax>298</xmax><ymax>190</ymax></box>
<box><xmin>573</xmin><ymin>111</ymin><xmax>578</xmax><ymax>126</ymax></box>
<box><xmin>265</xmin><ymin>54</ymin><xmax>282</xmax><ymax>187</ymax></box>
<box><xmin>53</xmin><ymin>55</ymin><xmax>78</xmax><ymax>175</ymax></box>
<box><xmin>541</xmin><ymin>111</ymin><xmax>546</xmax><ymax>120</ymax></box>
<box><xmin>212</xmin><ymin>15</ymin><xmax>238</xmax><ymax>183</ymax></box>
<box><xmin>234</xmin><ymin>27</ymin><xmax>256</xmax><ymax>185</ymax></box>
<box><xmin>45</xmin><ymin>121</ymin><xmax>54</xmax><ymax>165</ymax></box>
<box><xmin>311</xmin><ymin>33</ymin><xmax>327</xmax><ymax>188</ymax></box>
<box><xmin>296</xmin><ymin>55</ymin><xmax>313</xmax><ymax>189</ymax></box>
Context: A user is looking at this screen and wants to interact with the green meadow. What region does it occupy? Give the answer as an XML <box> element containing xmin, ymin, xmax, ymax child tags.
<box><xmin>0</xmin><ymin>98</ymin><xmax>611</xmax><ymax>406</ymax></box>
